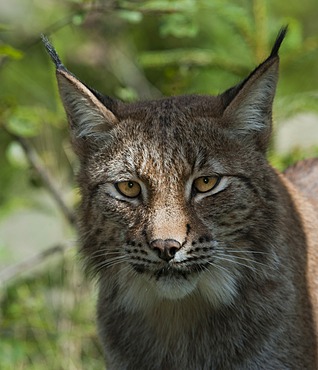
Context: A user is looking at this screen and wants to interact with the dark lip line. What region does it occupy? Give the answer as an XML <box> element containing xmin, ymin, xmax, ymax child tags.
<box><xmin>154</xmin><ymin>266</ymin><xmax>190</xmax><ymax>281</ymax></box>
<box><xmin>131</xmin><ymin>260</ymin><xmax>212</xmax><ymax>279</ymax></box>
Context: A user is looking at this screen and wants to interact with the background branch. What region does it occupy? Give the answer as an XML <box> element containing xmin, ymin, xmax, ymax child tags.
<box><xmin>8</xmin><ymin>132</ymin><xmax>76</xmax><ymax>226</ymax></box>
<box><xmin>0</xmin><ymin>243</ymin><xmax>73</xmax><ymax>285</ymax></box>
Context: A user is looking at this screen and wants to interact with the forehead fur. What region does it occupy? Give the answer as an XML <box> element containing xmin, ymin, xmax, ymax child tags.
<box><xmin>114</xmin><ymin>95</ymin><xmax>225</xmax><ymax>122</ymax></box>
<box><xmin>103</xmin><ymin>96</ymin><xmax>231</xmax><ymax>159</ymax></box>
<box><xmin>111</xmin><ymin>94</ymin><xmax>232</xmax><ymax>148</ymax></box>
<box><xmin>84</xmin><ymin>96</ymin><xmax>261</xmax><ymax>186</ymax></box>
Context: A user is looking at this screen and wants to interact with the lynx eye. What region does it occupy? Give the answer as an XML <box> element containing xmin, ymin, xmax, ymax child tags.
<box><xmin>193</xmin><ymin>176</ymin><xmax>220</xmax><ymax>193</ymax></box>
<box><xmin>115</xmin><ymin>181</ymin><xmax>141</xmax><ymax>198</ymax></box>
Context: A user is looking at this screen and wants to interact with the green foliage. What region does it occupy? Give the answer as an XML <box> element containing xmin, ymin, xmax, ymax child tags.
<box><xmin>6</xmin><ymin>141</ymin><xmax>29</xmax><ymax>169</ymax></box>
<box><xmin>0</xmin><ymin>0</ymin><xmax>317</xmax><ymax>368</ymax></box>
<box><xmin>6</xmin><ymin>106</ymin><xmax>43</xmax><ymax>137</ymax></box>
<box><xmin>160</xmin><ymin>13</ymin><xmax>199</xmax><ymax>38</ymax></box>
<box><xmin>269</xmin><ymin>146</ymin><xmax>318</xmax><ymax>172</ymax></box>
<box><xmin>0</xmin><ymin>252</ymin><xmax>103</xmax><ymax>369</ymax></box>
<box><xmin>0</xmin><ymin>44</ymin><xmax>23</xmax><ymax>60</ymax></box>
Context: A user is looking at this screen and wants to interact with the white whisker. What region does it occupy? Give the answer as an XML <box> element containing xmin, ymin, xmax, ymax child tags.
<box><xmin>94</xmin><ymin>255</ymin><xmax>128</xmax><ymax>271</ymax></box>
<box><xmin>214</xmin><ymin>254</ymin><xmax>257</xmax><ymax>272</ymax></box>
<box><xmin>205</xmin><ymin>260</ymin><xmax>231</xmax><ymax>276</ymax></box>
<box><xmin>226</xmin><ymin>249</ymin><xmax>269</xmax><ymax>256</ymax></box>
<box><xmin>228</xmin><ymin>254</ymin><xmax>268</xmax><ymax>268</ymax></box>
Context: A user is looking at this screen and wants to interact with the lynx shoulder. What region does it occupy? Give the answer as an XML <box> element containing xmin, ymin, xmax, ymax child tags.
<box><xmin>43</xmin><ymin>28</ymin><xmax>318</xmax><ymax>369</ymax></box>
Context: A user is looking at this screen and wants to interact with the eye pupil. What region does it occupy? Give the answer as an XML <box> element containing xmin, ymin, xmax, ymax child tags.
<box><xmin>128</xmin><ymin>182</ymin><xmax>134</xmax><ymax>188</ymax></box>
<box><xmin>203</xmin><ymin>177</ymin><xmax>209</xmax><ymax>184</ymax></box>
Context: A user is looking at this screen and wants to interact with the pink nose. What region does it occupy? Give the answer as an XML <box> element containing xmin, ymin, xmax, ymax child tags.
<box><xmin>150</xmin><ymin>239</ymin><xmax>181</xmax><ymax>261</ymax></box>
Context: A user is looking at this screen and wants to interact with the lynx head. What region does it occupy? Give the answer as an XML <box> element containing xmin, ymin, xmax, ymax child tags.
<box><xmin>43</xmin><ymin>28</ymin><xmax>287</xmax><ymax>309</ymax></box>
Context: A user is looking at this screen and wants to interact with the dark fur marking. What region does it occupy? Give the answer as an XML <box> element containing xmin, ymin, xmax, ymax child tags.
<box><xmin>132</xmin><ymin>264</ymin><xmax>146</xmax><ymax>274</ymax></box>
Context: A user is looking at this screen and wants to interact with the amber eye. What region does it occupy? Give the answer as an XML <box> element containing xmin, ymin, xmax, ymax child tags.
<box><xmin>193</xmin><ymin>176</ymin><xmax>220</xmax><ymax>193</ymax></box>
<box><xmin>115</xmin><ymin>181</ymin><xmax>141</xmax><ymax>198</ymax></box>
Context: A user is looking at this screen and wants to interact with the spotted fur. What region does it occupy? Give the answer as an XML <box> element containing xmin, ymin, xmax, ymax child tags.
<box><xmin>44</xmin><ymin>27</ymin><xmax>318</xmax><ymax>369</ymax></box>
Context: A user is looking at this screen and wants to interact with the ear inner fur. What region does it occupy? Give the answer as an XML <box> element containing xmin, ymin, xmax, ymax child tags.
<box><xmin>56</xmin><ymin>69</ymin><xmax>118</xmax><ymax>137</ymax></box>
<box><xmin>221</xmin><ymin>57</ymin><xmax>278</xmax><ymax>147</ymax></box>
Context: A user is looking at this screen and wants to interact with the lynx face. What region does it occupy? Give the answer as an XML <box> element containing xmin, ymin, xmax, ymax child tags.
<box><xmin>74</xmin><ymin>97</ymin><xmax>280</xmax><ymax>310</ymax></box>
<box><xmin>42</xmin><ymin>30</ymin><xmax>284</xmax><ymax>310</ymax></box>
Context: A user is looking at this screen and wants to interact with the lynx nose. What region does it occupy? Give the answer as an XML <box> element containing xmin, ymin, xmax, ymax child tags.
<box><xmin>150</xmin><ymin>239</ymin><xmax>181</xmax><ymax>262</ymax></box>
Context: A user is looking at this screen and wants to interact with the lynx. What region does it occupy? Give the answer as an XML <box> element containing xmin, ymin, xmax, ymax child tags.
<box><xmin>43</xmin><ymin>28</ymin><xmax>318</xmax><ymax>369</ymax></box>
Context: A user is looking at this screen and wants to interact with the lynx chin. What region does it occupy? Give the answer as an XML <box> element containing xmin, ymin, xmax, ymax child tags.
<box><xmin>43</xmin><ymin>27</ymin><xmax>318</xmax><ymax>369</ymax></box>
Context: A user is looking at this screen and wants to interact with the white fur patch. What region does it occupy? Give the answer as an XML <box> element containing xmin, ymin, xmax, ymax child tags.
<box><xmin>117</xmin><ymin>260</ymin><xmax>237</xmax><ymax>314</ymax></box>
<box><xmin>197</xmin><ymin>266</ymin><xmax>238</xmax><ymax>307</ymax></box>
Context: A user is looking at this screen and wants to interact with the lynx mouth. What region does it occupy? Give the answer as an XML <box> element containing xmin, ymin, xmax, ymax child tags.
<box><xmin>154</xmin><ymin>266</ymin><xmax>190</xmax><ymax>280</ymax></box>
<box><xmin>131</xmin><ymin>261</ymin><xmax>209</xmax><ymax>280</ymax></box>
<box><xmin>131</xmin><ymin>263</ymin><xmax>190</xmax><ymax>278</ymax></box>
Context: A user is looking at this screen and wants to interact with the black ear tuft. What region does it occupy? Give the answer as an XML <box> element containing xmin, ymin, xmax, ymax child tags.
<box><xmin>41</xmin><ymin>34</ymin><xmax>66</xmax><ymax>71</ymax></box>
<box><xmin>269</xmin><ymin>26</ymin><xmax>288</xmax><ymax>58</ymax></box>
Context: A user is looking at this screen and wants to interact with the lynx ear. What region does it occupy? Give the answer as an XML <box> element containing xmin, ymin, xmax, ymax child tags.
<box><xmin>56</xmin><ymin>70</ymin><xmax>118</xmax><ymax>137</ymax></box>
<box><xmin>42</xmin><ymin>35</ymin><xmax>118</xmax><ymax>154</ymax></box>
<box><xmin>221</xmin><ymin>27</ymin><xmax>287</xmax><ymax>151</ymax></box>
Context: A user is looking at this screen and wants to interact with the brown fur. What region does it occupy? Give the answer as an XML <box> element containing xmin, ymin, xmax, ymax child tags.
<box><xmin>44</xmin><ymin>28</ymin><xmax>318</xmax><ymax>369</ymax></box>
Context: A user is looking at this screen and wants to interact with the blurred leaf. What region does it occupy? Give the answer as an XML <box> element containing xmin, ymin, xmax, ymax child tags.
<box><xmin>0</xmin><ymin>45</ymin><xmax>23</xmax><ymax>60</ymax></box>
<box><xmin>118</xmin><ymin>10</ymin><xmax>143</xmax><ymax>23</ymax></box>
<box><xmin>139</xmin><ymin>48</ymin><xmax>248</xmax><ymax>75</ymax></box>
<box><xmin>68</xmin><ymin>0</ymin><xmax>90</xmax><ymax>3</ymax></box>
<box><xmin>115</xmin><ymin>86</ymin><xmax>138</xmax><ymax>102</ymax></box>
<box><xmin>126</xmin><ymin>0</ymin><xmax>196</xmax><ymax>12</ymax></box>
<box><xmin>275</xmin><ymin>92</ymin><xmax>318</xmax><ymax>119</ymax></box>
<box><xmin>160</xmin><ymin>14</ymin><xmax>199</xmax><ymax>38</ymax></box>
<box><xmin>6</xmin><ymin>141</ymin><xmax>28</xmax><ymax>169</ymax></box>
<box><xmin>269</xmin><ymin>146</ymin><xmax>318</xmax><ymax>171</ymax></box>
<box><xmin>6</xmin><ymin>106</ymin><xmax>43</xmax><ymax>137</ymax></box>
<box><xmin>282</xmin><ymin>18</ymin><xmax>303</xmax><ymax>51</ymax></box>
<box><xmin>0</xmin><ymin>340</ymin><xmax>27</xmax><ymax>367</ymax></box>
<box><xmin>0</xmin><ymin>23</ymin><xmax>12</xmax><ymax>31</ymax></box>
<box><xmin>72</xmin><ymin>13</ymin><xmax>85</xmax><ymax>26</ymax></box>
<box><xmin>5</xmin><ymin>105</ymin><xmax>63</xmax><ymax>137</ymax></box>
